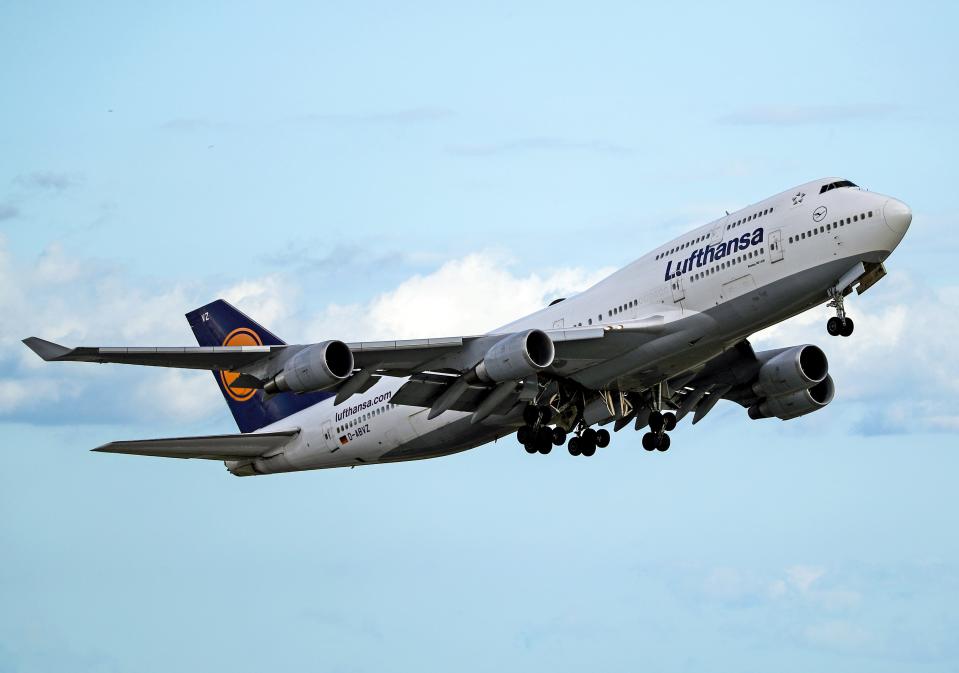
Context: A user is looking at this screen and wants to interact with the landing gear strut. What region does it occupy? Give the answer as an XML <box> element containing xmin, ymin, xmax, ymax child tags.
<box><xmin>826</xmin><ymin>288</ymin><xmax>854</xmax><ymax>337</ymax></box>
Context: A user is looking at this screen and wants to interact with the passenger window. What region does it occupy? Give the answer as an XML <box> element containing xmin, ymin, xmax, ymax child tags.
<box><xmin>868</xmin><ymin>210</ymin><xmax>873</xmax><ymax>217</ymax></box>
<box><xmin>853</xmin><ymin>215</ymin><xmax>858</xmax><ymax>222</ymax></box>
<box><xmin>820</xmin><ymin>226</ymin><xmax>824</xmax><ymax>233</ymax></box>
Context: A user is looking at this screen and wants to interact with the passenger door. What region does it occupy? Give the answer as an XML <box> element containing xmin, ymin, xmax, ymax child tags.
<box><xmin>670</xmin><ymin>275</ymin><xmax>685</xmax><ymax>302</ymax></box>
<box><xmin>769</xmin><ymin>229</ymin><xmax>784</xmax><ymax>263</ymax></box>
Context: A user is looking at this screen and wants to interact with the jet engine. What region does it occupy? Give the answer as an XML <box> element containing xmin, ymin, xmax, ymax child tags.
<box><xmin>263</xmin><ymin>340</ymin><xmax>354</xmax><ymax>393</ymax></box>
<box><xmin>749</xmin><ymin>375</ymin><xmax>835</xmax><ymax>420</ymax></box>
<box><xmin>752</xmin><ymin>345</ymin><xmax>828</xmax><ymax>397</ymax></box>
<box><xmin>475</xmin><ymin>329</ymin><xmax>555</xmax><ymax>383</ymax></box>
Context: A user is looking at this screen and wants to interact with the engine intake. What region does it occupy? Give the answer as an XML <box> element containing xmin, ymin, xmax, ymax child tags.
<box><xmin>753</xmin><ymin>344</ymin><xmax>828</xmax><ymax>398</ymax></box>
<box><xmin>749</xmin><ymin>375</ymin><xmax>835</xmax><ymax>420</ymax></box>
<box><xmin>476</xmin><ymin>329</ymin><xmax>555</xmax><ymax>383</ymax></box>
<box><xmin>264</xmin><ymin>340</ymin><xmax>354</xmax><ymax>394</ymax></box>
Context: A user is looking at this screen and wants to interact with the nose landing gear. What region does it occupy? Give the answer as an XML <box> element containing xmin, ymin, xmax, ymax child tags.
<box><xmin>826</xmin><ymin>288</ymin><xmax>854</xmax><ymax>337</ymax></box>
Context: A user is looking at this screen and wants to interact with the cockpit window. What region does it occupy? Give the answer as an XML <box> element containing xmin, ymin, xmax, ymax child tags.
<box><xmin>819</xmin><ymin>179</ymin><xmax>857</xmax><ymax>194</ymax></box>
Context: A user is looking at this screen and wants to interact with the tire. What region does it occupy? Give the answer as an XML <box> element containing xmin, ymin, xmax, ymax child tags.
<box><xmin>582</xmin><ymin>428</ymin><xmax>597</xmax><ymax>444</ymax></box>
<box><xmin>525</xmin><ymin>443</ymin><xmax>537</xmax><ymax>454</ymax></box>
<box><xmin>552</xmin><ymin>427</ymin><xmax>567</xmax><ymax>446</ymax></box>
<box><xmin>663</xmin><ymin>412</ymin><xmax>677</xmax><ymax>432</ymax></box>
<box><xmin>536</xmin><ymin>426</ymin><xmax>553</xmax><ymax>448</ymax></box>
<box><xmin>642</xmin><ymin>432</ymin><xmax>656</xmax><ymax>451</ymax></box>
<box><xmin>656</xmin><ymin>434</ymin><xmax>671</xmax><ymax>452</ymax></box>
<box><xmin>581</xmin><ymin>441</ymin><xmax>596</xmax><ymax>457</ymax></box>
<box><xmin>538</xmin><ymin>442</ymin><xmax>552</xmax><ymax>455</ymax></box>
<box><xmin>840</xmin><ymin>317</ymin><xmax>854</xmax><ymax>337</ymax></box>
<box><xmin>648</xmin><ymin>411</ymin><xmax>664</xmax><ymax>432</ymax></box>
<box><xmin>827</xmin><ymin>316</ymin><xmax>842</xmax><ymax>336</ymax></box>
<box><xmin>517</xmin><ymin>426</ymin><xmax>531</xmax><ymax>445</ymax></box>
<box><xmin>568</xmin><ymin>437</ymin><xmax>582</xmax><ymax>456</ymax></box>
<box><xmin>595</xmin><ymin>429</ymin><xmax>610</xmax><ymax>448</ymax></box>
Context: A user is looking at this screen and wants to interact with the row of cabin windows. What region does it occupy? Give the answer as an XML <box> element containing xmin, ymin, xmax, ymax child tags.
<box><xmin>336</xmin><ymin>404</ymin><xmax>395</xmax><ymax>433</ymax></box>
<box><xmin>570</xmin><ymin>300</ymin><xmax>641</xmax><ymax>327</ymax></box>
<box><xmin>684</xmin><ymin>247</ymin><xmax>766</xmax><ymax>284</ymax></box>
<box><xmin>788</xmin><ymin>210</ymin><xmax>873</xmax><ymax>244</ymax></box>
<box><xmin>726</xmin><ymin>206</ymin><xmax>773</xmax><ymax>231</ymax></box>
<box><xmin>609</xmin><ymin>300</ymin><xmax>638</xmax><ymax>317</ymax></box>
<box><xmin>653</xmin><ymin>206</ymin><xmax>775</xmax><ymax>262</ymax></box>
<box><xmin>655</xmin><ymin>233</ymin><xmax>710</xmax><ymax>261</ymax></box>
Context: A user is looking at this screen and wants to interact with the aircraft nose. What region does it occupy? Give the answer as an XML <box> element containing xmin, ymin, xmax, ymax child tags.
<box><xmin>883</xmin><ymin>198</ymin><xmax>912</xmax><ymax>234</ymax></box>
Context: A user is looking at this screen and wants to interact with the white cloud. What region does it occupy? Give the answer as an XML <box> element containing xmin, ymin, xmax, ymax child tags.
<box><xmin>750</xmin><ymin>270</ymin><xmax>959</xmax><ymax>433</ymax></box>
<box><xmin>306</xmin><ymin>252</ymin><xmax>614</xmax><ymax>341</ymax></box>
<box><xmin>220</xmin><ymin>275</ymin><xmax>296</xmax><ymax>329</ymax></box>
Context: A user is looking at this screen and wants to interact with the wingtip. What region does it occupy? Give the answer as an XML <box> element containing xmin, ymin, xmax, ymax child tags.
<box><xmin>22</xmin><ymin>337</ymin><xmax>72</xmax><ymax>361</ymax></box>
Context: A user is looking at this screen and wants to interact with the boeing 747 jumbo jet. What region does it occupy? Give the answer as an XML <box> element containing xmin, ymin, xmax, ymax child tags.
<box><xmin>24</xmin><ymin>178</ymin><xmax>911</xmax><ymax>475</ymax></box>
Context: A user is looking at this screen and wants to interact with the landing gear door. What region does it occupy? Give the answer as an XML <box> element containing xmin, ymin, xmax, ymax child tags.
<box><xmin>769</xmin><ymin>229</ymin><xmax>784</xmax><ymax>263</ymax></box>
<box><xmin>670</xmin><ymin>275</ymin><xmax>685</xmax><ymax>302</ymax></box>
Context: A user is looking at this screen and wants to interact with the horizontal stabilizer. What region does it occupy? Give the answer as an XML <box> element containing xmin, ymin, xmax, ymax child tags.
<box><xmin>92</xmin><ymin>429</ymin><xmax>299</xmax><ymax>460</ymax></box>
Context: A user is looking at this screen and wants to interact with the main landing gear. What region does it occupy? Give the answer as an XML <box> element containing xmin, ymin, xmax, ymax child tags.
<box><xmin>641</xmin><ymin>410</ymin><xmax>676</xmax><ymax>452</ymax></box>
<box><xmin>516</xmin><ymin>404</ymin><xmax>610</xmax><ymax>458</ymax></box>
<box><xmin>567</xmin><ymin>426</ymin><xmax>610</xmax><ymax>458</ymax></box>
<box><xmin>826</xmin><ymin>287</ymin><xmax>854</xmax><ymax>337</ymax></box>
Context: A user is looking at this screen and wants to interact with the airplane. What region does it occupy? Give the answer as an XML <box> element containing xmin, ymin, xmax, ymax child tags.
<box><xmin>23</xmin><ymin>177</ymin><xmax>912</xmax><ymax>476</ymax></box>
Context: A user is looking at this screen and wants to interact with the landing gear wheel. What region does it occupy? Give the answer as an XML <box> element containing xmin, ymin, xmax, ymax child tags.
<box><xmin>568</xmin><ymin>437</ymin><xmax>582</xmax><ymax>456</ymax></box>
<box><xmin>642</xmin><ymin>432</ymin><xmax>657</xmax><ymax>451</ymax></box>
<box><xmin>840</xmin><ymin>317</ymin><xmax>854</xmax><ymax>337</ymax></box>
<box><xmin>538</xmin><ymin>442</ymin><xmax>552</xmax><ymax>455</ymax></box>
<box><xmin>524</xmin><ymin>443</ymin><xmax>537</xmax><ymax>454</ymax></box>
<box><xmin>662</xmin><ymin>412</ymin><xmax>677</xmax><ymax>432</ymax></box>
<box><xmin>536</xmin><ymin>427</ymin><xmax>553</xmax><ymax>452</ymax></box>
<box><xmin>595</xmin><ymin>429</ymin><xmax>610</xmax><ymax>448</ymax></box>
<box><xmin>827</xmin><ymin>316</ymin><xmax>842</xmax><ymax>336</ymax></box>
<box><xmin>517</xmin><ymin>426</ymin><xmax>532</xmax><ymax>445</ymax></box>
<box><xmin>656</xmin><ymin>434</ymin><xmax>671</xmax><ymax>452</ymax></box>
<box><xmin>582</xmin><ymin>428</ymin><xmax>597</xmax><ymax>445</ymax></box>
<box><xmin>581</xmin><ymin>439</ymin><xmax>596</xmax><ymax>457</ymax></box>
<box><xmin>551</xmin><ymin>427</ymin><xmax>567</xmax><ymax>446</ymax></box>
<box><xmin>648</xmin><ymin>411</ymin><xmax>664</xmax><ymax>432</ymax></box>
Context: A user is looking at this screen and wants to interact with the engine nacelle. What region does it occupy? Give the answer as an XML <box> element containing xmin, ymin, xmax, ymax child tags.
<box><xmin>749</xmin><ymin>375</ymin><xmax>835</xmax><ymax>420</ymax></box>
<box><xmin>753</xmin><ymin>344</ymin><xmax>829</xmax><ymax>397</ymax></box>
<box><xmin>264</xmin><ymin>340</ymin><xmax>354</xmax><ymax>393</ymax></box>
<box><xmin>475</xmin><ymin>329</ymin><xmax>555</xmax><ymax>383</ymax></box>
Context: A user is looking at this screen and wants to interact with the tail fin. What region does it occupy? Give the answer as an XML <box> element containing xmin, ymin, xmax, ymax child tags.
<box><xmin>185</xmin><ymin>299</ymin><xmax>332</xmax><ymax>433</ymax></box>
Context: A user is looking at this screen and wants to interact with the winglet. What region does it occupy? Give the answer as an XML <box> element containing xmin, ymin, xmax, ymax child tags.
<box><xmin>22</xmin><ymin>337</ymin><xmax>73</xmax><ymax>361</ymax></box>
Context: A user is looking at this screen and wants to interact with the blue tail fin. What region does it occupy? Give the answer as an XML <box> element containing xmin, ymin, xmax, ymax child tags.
<box><xmin>185</xmin><ymin>299</ymin><xmax>332</xmax><ymax>433</ymax></box>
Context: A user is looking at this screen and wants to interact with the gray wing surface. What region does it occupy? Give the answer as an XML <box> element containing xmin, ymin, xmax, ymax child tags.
<box><xmin>92</xmin><ymin>429</ymin><xmax>300</xmax><ymax>460</ymax></box>
<box><xmin>22</xmin><ymin>337</ymin><xmax>282</xmax><ymax>370</ymax></box>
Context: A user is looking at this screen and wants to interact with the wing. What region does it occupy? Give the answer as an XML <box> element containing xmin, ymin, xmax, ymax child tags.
<box><xmin>92</xmin><ymin>429</ymin><xmax>299</xmax><ymax>460</ymax></box>
<box><xmin>22</xmin><ymin>337</ymin><xmax>283</xmax><ymax>370</ymax></box>
<box><xmin>23</xmin><ymin>304</ymin><xmax>690</xmax><ymax>420</ymax></box>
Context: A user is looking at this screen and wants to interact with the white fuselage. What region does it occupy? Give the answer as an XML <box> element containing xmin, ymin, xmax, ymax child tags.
<box><xmin>236</xmin><ymin>179</ymin><xmax>911</xmax><ymax>475</ymax></box>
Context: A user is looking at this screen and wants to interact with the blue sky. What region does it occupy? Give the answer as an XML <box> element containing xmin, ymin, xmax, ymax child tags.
<box><xmin>2</xmin><ymin>1</ymin><xmax>958</xmax><ymax>671</ymax></box>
